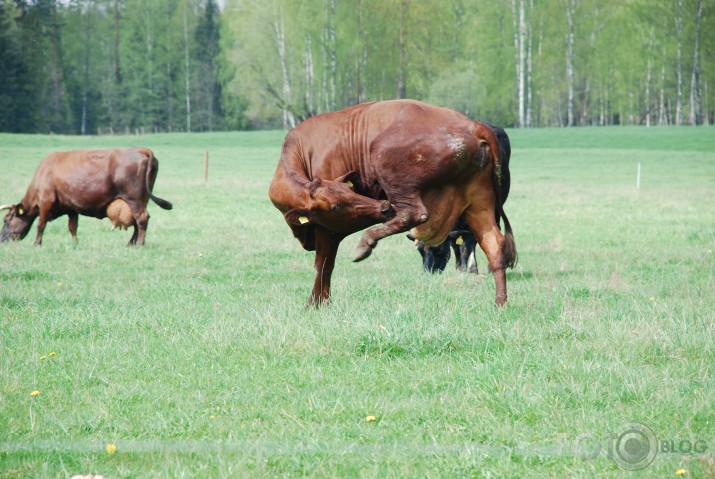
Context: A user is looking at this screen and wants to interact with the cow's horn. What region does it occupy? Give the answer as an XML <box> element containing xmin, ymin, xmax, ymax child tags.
<box><xmin>0</xmin><ymin>204</ymin><xmax>13</xmax><ymax>211</ymax></box>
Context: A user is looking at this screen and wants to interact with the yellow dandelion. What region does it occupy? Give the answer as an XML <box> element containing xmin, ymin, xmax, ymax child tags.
<box><xmin>676</xmin><ymin>469</ymin><xmax>687</xmax><ymax>476</ymax></box>
<box><xmin>198</xmin><ymin>253</ymin><xmax>204</xmax><ymax>257</ymax></box>
<box><xmin>30</xmin><ymin>390</ymin><xmax>40</xmax><ymax>396</ymax></box>
<box><xmin>707</xmin><ymin>249</ymin><xmax>713</xmax><ymax>255</ymax></box>
<box><xmin>649</xmin><ymin>296</ymin><xmax>655</xmax><ymax>301</ymax></box>
<box><xmin>365</xmin><ymin>415</ymin><xmax>377</xmax><ymax>422</ymax></box>
<box><xmin>40</xmin><ymin>356</ymin><xmax>47</xmax><ymax>361</ymax></box>
<box><xmin>106</xmin><ymin>443</ymin><xmax>117</xmax><ymax>455</ymax></box>
<box><xmin>210</xmin><ymin>415</ymin><xmax>216</xmax><ymax>420</ymax></box>
<box><xmin>48</xmin><ymin>352</ymin><xmax>57</xmax><ymax>357</ymax></box>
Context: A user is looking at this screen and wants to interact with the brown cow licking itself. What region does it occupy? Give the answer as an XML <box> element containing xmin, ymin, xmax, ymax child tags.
<box><xmin>269</xmin><ymin>99</ymin><xmax>516</xmax><ymax>306</ymax></box>
<box><xmin>1</xmin><ymin>148</ymin><xmax>172</xmax><ymax>245</ymax></box>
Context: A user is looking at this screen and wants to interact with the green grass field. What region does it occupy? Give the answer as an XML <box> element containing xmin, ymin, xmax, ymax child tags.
<box><xmin>1</xmin><ymin>127</ymin><xmax>714</xmax><ymax>478</ymax></box>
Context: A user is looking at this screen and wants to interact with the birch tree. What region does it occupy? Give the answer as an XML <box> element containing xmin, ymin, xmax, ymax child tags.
<box><xmin>565</xmin><ymin>0</ymin><xmax>576</xmax><ymax>126</ymax></box>
<box><xmin>183</xmin><ymin>0</ymin><xmax>192</xmax><ymax>131</ymax></box>
<box><xmin>674</xmin><ymin>0</ymin><xmax>683</xmax><ymax>125</ymax></box>
<box><xmin>511</xmin><ymin>0</ymin><xmax>532</xmax><ymax>127</ymax></box>
<box><xmin>689</xmin><ymin>0</ymin><xmax>703</xmax><ymax>125</ymax></box>
<box><xmin>273</xmin><ymin>5</ymin><xmax>295</xmax><ymax>128</ymax></box>
<box><xmin>396</xmin><ymin>0</ymin><xmax>408</xmax><ymax>99</ymax></box>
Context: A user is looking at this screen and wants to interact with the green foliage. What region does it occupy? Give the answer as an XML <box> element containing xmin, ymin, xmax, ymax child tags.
<box><xmin>223</xmin><ymin>0</ymin><xmax>715</xmax><ymax>128</ymax></box>
<box><xmin>0</xmin><ymin>128</ymin><xmax>714</xmax><ymax>476</ymax></box>
<box><xmin>0</xmin><ymin>0</ymin><xmax>234</xmax><ymax>134</ymax></box>
<box><xmin>0</xmin><ymin>0</ymin><xmax>713</xmax><ymax>132</ymax></box>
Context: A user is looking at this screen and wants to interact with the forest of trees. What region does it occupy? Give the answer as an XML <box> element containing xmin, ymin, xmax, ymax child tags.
<box><xmin>0</xmin><ymin>0</ymin><xmax>712</xmax><ymax>134</ymax></box>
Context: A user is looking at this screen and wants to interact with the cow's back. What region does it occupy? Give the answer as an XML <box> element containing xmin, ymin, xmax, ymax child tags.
<box><xmin>284</xmin><ymin>100</ymin><xmax>476</xmax><ymax>192</ymax></box>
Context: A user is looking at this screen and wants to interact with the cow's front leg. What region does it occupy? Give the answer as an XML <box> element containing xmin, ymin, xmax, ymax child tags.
<box><xmin>353</xmin><ymin>196</ymin><xmax>428</xmax><ymax>262</ymax></box>
<box><xmin>34</xmin><ymin>206</ymin><xmax>52</xmax><ymax>246</ymax></box>
<box><xmin>307</xmin><ymin>227</ymin><xmax>345</xmax><ymax>307</ymax></box>
<box><xmin>67</xmin><ymin>212</ymin><xmax>78</xmax><ymax>242</ymax></box>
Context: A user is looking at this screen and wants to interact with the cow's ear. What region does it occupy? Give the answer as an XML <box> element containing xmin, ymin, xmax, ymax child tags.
<box><xmin>285</xmin><ymin>209</ymin><xmax>312</xmax><ymax>225</ymax></box>
<box><xmin>333</xmin><ymin>171</ymin><xmax>361</xmax><ymax>191</ymax></box>
<box><xmin>307</xmin><ymin>178</ymin><xmax>322</xmax><ymax>197</ymax></box>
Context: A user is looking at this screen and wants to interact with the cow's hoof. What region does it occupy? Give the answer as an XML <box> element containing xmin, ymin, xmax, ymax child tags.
<box><xmin>306</xmin><ymin>295</ymin><xmax>329</xmax><ymax>308</ymax></box>
<box><xmin>495</xmin><ymin>294</ymin><xmax>507</xmax><ymax>307</ymax></box>
<box><xmin>353</xmin><ymin>244</ymin><xmax>374</xmax><ymax>262</ymax></box>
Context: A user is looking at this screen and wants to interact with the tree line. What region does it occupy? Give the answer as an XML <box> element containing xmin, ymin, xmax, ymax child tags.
<box><xmin>0</xmin><ymin>0</ymin><xmax>228</xmax><ymax>134</ymax></box>
<box><xmin>0</xmin><ymin>0</ymin><xmax>712</xmax><ymax>134</ymax></box>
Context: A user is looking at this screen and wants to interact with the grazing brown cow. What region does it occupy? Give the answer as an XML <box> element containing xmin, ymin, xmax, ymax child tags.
<box><xmin>269</xmin><ymin>100</ymin><xmax>516</xmax><ymax>306</ymax></box>
<box><xmin>106</xmin><ymin>199</ymin><xmax>134</xmax><ymax>230</ymax></box>
<box><xmin>1</xmin><ymin>148</ymin><xmax>172</xmax><ymax>245</ymax></box>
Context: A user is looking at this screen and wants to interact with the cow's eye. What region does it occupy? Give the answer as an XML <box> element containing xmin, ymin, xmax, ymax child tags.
<box><xmin>331</xmin><ymin>205</ymin><xmax>342</xmax><ymax>212</ymax></box>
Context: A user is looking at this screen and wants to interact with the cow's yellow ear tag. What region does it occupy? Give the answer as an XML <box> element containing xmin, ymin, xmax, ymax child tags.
<box><xmin>298</xmin><ymin>216</ymin><xmax>310</xmax><ymax>224</ymax></box>
<box><xmin>17</xmin><ymin>207</ymin><xmax>24</xmax><ymax>215</ymax></box>
<box><xmin>346</xmin><ymin>180</ymin><xmax>354</xmax><ymax>189</ymax></box>
<box><xmin>455</xmin><ymin>236</ymin><xmax>464</xmax><ymax>245</ymax></box>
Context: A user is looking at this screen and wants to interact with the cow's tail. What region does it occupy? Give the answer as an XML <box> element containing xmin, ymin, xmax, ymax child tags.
<box><xmin>476</xmin><ymin>122</ymin><xmax>517</xmax><ymax>269</ymax></box>
<box><xmin>498</xmin><ymin>202</ymin><xmax>517</xmax><ymax>268</ymax></box>
<box><xmin>145</xmin><ymin>151</ymin><xmax>173</xmax><ymax>210</ymax></box>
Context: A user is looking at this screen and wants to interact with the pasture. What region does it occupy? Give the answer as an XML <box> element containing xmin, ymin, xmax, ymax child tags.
<box><xmin>1</xmin><ymin>127</ymin><xmax>713</xmax><ymax>478</ymax></box>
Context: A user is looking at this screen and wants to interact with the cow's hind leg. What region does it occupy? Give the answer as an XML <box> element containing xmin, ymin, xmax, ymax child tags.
<box><xmin>353</xmin><ymin>195</ymin><xmax>428</xmax><ymax>262</ymax></box>
<box><xmin>308</xmin><ymin>227</ymin><xmax>344</xmax><ymax>307</ymax></box>
<box><xmin>463</xmin><ymin>207</ymin><xmax>509</xmax><ymax>306</ymax></box>
<box><xmin>127</xmin><ymin>203</ymin><xmax>149</xmax><ymax>245</ymax></box>
<box><xmin>129</xmin><ymin>224</ymin><xmax>139</xmax><ymax>245</ymax></box>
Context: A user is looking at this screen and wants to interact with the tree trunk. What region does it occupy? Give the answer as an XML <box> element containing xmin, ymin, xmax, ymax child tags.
<box><xmin>645</xmin><ymin>57</ymin><xmax>651</xmax><ymax>126</ymax></box>
<box><xmin>50</xmin><ymin>2</ymin><xmax>63</xmax><ymax>131</ymax></box>
<box><xmin>183</xmin><ymin>1</ymin><xmax>192</xmax><ymax>132</ymax></box>
<box><xmin>320</xmin><ymin>0</ymin><xmax>337</xmax><ymax>112</ymax></box>
<box><xmin>658</xmin><ymin>50</ymin><xmax>667</xmax><ymax>125</ymax></box>
<box><xmin>274</xmin><ymin>7</ymin><xmax>295</xmax><ymax>129</ymax></box>
<box><xmin>165</xmin><ymin>2</ymin><xmax>173</xmax><ymax>130</ymax></box>
<box><xmin>81</xmin><ymin>1</ymin><xmax>94</xmax><ymax>135</ymax></box>
<box><xmin>114</xmin><ymin>0</ymin><xmax>121</xmax><ymax>82</ymax></box>
<box><xmin>674</xmin><ymin>0</ymin><xmax>683</xmax><ymax>125</ymax></box>
<box><xmin>511</xmin><ymin>0</ymin><xmax>525</xmax><ymax>127</ymax></box>
<box><xmin>703</xmin><ymin>81</ymin><xmax>709</xmax><ymax>125</ymax></box>
<box><xmin>526</xmin><ymin>0</ymin><xmax>534</xmax><ymax>127</ymax></box>
<box><xmin>329</xmin><ymin>0</ymin><xmax>336</xmax><ymax>110</ymax></box>
<box><xmin>356</xmin><ymin>0</ymin><xmax>367</xmax><ymax>104</ymax></box>
<box><xmin>689</xmin><ymin>0</ymin><xmax>703</xmax><ymax>125</ymax></box>
<box><xmin>304</xmin><ymin>35</ymin><xmax>314</xmax><ymax>117</ymax></box>
<box><xmin>396</xmin><ymin>0</ymin><xmax>408</xmax><ymax>99</ymax></box>
<box><xmin>145</xmin><ymin>11</ymin><xmax>154</xmax><ymax>128</ymax></box>
<box><xmin>565</xmin><ymin>0</ymin><xmax>575</xmax><ymax>127</ymax></box>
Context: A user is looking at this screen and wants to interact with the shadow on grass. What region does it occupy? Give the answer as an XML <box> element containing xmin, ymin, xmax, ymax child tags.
<box><xmin>356</xmin><ymin>333</ymin><xmax>505</xmax><ymax>360</ymax></box>
<box><xmin>1</xmin><ymin>270</ymin><xmax>50</xmax><ymax>281</ymax></box>
<box><xmin>507</xmin><ymin>270</ymin><xmax>533</xmax><ymax>281</ymax></box>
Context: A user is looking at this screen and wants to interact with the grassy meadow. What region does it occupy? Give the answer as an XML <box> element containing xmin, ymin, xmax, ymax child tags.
<box><xmin>0</xmin><ymin>126</ymin><xmax>714</xmax><ymax>478</ymax></box>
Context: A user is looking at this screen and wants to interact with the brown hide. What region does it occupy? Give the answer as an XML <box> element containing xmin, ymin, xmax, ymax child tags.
<box><xmin>269</xmin><ymin>100</ymin><xmax>516</xmax><ymax>306</ymax></box>
<box><xmin>1</xmin><ymin>148</ymin><xmax>172</xmax><ymax>245</ymax></box>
